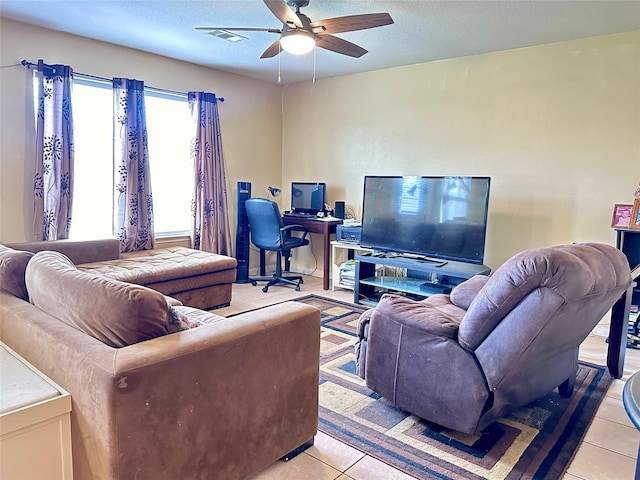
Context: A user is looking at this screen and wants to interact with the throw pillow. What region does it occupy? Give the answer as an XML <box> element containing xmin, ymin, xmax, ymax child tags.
<box><xmin>0</xmin><ymin>244</ymin><xmax>34</xmax><ymax>300</ymax></box>
<box><xmin>25</xmin><ymin>250</ymin><xmax>171</xmax><ymax>348</ymax></box>
<box><xmin>167</xmin><ymin>304</ymin><xmax>201</xmax><ymax>332</ymax></box>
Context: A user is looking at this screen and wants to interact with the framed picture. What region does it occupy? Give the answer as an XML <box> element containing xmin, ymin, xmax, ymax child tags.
<box><xmin>611</xmin><ymin>203</ymin><xmax>634</xmax><ymax>228</ymax></box>
<box><xmin>631</xmin><ymin>200</ymin><xmax>640</xmax><ymax>230</ymax></box>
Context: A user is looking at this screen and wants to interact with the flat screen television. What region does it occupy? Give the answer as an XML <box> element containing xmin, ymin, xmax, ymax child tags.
<box><xmin>360</xmin><ymin>176</ymin><xmax>491</xmax><ymax>264</ymax></box>
<box><xmin>291</xmin><ymin>182</ymin><xmax>326</xmax><ymax>214</ymax></box>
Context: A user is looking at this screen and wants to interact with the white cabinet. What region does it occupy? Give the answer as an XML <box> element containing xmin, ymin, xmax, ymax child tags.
<box><xmin>1</xmin><ymin>343</ymin><xmax>73</xmax><ymax>479</ymax></box>
<box><xmin>331</xmin><ymin>241</ymin><xmax>374</xmax><ymax>291</ymax></box>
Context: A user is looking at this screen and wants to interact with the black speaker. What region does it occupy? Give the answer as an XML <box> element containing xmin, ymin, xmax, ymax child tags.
<box><xmin>334</xmin><ymin>201</ymin><xmax>346</xmax><ymax>219</ymax></box>
<box><xmin>235</xmin><ymin>181</ymin><xmax>252</xmax><ymax>283</ymax></box>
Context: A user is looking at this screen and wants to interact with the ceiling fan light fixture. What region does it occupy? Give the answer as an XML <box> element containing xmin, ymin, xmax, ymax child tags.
<box><xmin>280</xmin><ymin>30</ymin><xmax>315</xmax><ymax>55</ymax></box>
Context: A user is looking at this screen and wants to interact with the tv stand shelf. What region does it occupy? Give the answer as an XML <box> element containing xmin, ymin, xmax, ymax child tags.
<box><xmin>354</xmin><ymin>253</ymin><xmax>490</xmax><ymax>306</ymax></box>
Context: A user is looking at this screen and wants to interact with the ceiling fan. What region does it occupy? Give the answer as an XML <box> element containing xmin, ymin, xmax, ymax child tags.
<box><xmin>196</xmin><ymin>0</ymin><xmax>394</xmax><ymax>58</ymax></box>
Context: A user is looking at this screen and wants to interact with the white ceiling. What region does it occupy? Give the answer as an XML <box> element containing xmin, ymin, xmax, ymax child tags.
<box><xmin>2</xmin><ymin>0</ymin><xmax>639</xmax><ymax>85</ymax></box>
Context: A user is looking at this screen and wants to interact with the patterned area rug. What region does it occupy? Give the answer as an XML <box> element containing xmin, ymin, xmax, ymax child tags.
<box><xmin>296</xmin><ymin>295</ymin><xmax>613</xmax><ymax>480</ymax></box>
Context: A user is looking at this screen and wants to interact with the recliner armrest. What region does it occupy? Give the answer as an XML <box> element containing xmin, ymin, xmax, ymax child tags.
<box><xmin>450</xmin><ymin>275</ymin><xmax>489</xmax><ymax>310</ymax></box>
<box><xmin>373</xmin><ymin>294</ymin><xmax>462</xmax><ymax>339</ymax></box>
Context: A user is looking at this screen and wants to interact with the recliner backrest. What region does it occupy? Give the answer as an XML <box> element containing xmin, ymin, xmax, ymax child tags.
<box><xmin>459</xmin><ymin>243</ymin><xmax>631</xmax><ymax>352</ymax></box>
<box><xmin>245</xmin><ymin>198</ymin><xmax>284</xmax><ymax>250</ymax></box>
<box><xmin>458</xmin><ymin>243</ymin><xmax>631</xmax><ymax>395</ymax></box>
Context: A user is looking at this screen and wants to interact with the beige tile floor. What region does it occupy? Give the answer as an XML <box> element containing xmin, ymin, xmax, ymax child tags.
<box><xmin>216</xmin><ymin>275</ymin><xmax>640</xmax><ymax>480</ymax></box>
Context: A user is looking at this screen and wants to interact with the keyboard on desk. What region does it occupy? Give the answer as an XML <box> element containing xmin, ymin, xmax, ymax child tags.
<box><xmin>284</xmin><ymin>212</ymin><xmax>316</xmax><ymax>218</ymax></box>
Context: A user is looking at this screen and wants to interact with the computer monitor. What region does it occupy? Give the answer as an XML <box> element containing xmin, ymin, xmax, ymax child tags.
<box><xmin>291</xmin><ymin>182</ymin><xmax>326</xmax><ymax>214</ymax></box>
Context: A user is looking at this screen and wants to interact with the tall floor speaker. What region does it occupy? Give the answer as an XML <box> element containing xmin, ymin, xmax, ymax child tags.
<box><xmin>235</xmin><ymin>181</ymin><xmax>252</xmax><ymax>283</ymax></box>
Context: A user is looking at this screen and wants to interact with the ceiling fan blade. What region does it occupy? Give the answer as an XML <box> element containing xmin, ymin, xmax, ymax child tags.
<box><xmin>310</xmin><ymin>13</ymin><xmax>393</xmax><ymax>35</ymax></box>
<box><xmin>260</xmin><ymin>39</ymin><xmax>282</xmax><ymax>59</ymax></box>
<box><xmin>263</xmin><ymin>0</ymin><xmax>302</xmax><ymax>28</ymax></box>
<box><xmin>195</xmin><ymin>26</ymin><xmax>281</xmax><ymax>34</ymax></box>
<box><xmin>315</xmin><ymin>34</ymin><xmax>368</xmax><ymax>58</ymax></box>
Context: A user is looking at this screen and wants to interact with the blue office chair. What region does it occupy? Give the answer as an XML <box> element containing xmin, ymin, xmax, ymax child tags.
<box><xmin>245</xmin><ymin>198</ymin><xmax>310</xmax><ymax>292</ymax></box>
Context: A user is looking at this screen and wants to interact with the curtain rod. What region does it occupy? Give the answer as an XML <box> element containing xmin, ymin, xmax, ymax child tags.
<box><xmin>20</xmin><ymin>60</ymin><xmax>225</xmax><ymax>102</ymax></box>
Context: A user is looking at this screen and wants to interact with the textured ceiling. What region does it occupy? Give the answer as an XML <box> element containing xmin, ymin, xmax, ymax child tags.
<box><xmin>2</xmin><ymin>0</ymin><xmax>639</xmax><ymax>85</ymax></box>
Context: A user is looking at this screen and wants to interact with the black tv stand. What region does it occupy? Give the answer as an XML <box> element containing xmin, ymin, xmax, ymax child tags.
<box><xmin>354</xmin><ymin>252</ymin><xmax>490</xmax><ymax>306</ymax></box>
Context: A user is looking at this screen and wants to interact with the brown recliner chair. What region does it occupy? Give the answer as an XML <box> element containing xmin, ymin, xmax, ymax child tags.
<box><xmin>355</xmin><ymin>243</ymin><xmax>631</xmax><ymax>435</ymax></box>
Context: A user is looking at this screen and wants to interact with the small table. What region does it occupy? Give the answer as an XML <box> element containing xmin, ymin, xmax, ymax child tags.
<box><xmin>623</xmin><ymin>370</ymin><xmax>640</xmax><ymax>479</ymax></box>
<box><xmin>608</xmin><ymin>265</ymin><xmax>640</xmax><ymax>379</ymax></box>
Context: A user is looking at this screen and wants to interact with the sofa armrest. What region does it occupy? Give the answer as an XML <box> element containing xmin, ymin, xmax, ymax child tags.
<box><xmin>6</xmin><ymin>238</ymin><xmax>120</xmax><ymax>264</ymax></box>
<box><xmin>109</xmin><ymin>301</ymin><xmax>321</xmax><ymax>479</ymax></box>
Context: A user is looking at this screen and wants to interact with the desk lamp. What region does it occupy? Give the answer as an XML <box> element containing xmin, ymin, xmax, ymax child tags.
<box><xmin>267</xmin><ymin>186</ymin><xmax>281</xmax><ymax>198</ymax></box>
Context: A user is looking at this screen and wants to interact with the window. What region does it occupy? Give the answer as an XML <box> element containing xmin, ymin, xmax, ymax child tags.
<box><xmin>442</xmin><ymin>177</ymin><xmax>471</xmax><ymax>221</ymax></box>
<box><xmin>144</xmin><ymin>90</ymin><xmax>192</xmax><ymax>236</ymax></box>
<box><xmin>70</xmin><ymin>78</ymin><xmax>114</xmax><ymax>239</ymax></box>
<box><xmin>400</xmin><ymin>176</ymin><xmax>420</xmax><ymax>215</ymax></box>
<box><xmin>35</xmin><ymin>75</ymin><xmax>193</xmax><ymax>239</ymax></box>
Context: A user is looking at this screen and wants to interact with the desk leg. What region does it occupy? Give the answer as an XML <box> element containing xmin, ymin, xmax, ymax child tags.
<box><xmin>323</xmin><ymin>233</ymin><xmax>331</xmax><ymax>290</ymax></box>
<box><xmin>607</xmin><ymin>286</ymin><xmax>631</xmax><ymax>379</ymax></box>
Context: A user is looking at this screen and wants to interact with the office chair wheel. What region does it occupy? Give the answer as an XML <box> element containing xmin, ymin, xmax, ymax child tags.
<box><xmin>295</xmin><ymin>284</ymin><xmax>300</xmax><ymax>291</ymax></box>
<box><xmin>262</xmin><ymin>286</ymin><xmax>269</xmax><ymax>293</ymax></box>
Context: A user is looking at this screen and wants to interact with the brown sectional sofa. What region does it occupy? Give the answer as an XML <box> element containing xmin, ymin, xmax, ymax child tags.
<box><xmin>6</xmin><ymin>238</ymin><xmax>237</xmax><ymax>309</ymax></box>
<box><xmin>0</xmin><ymin>242</ymin><xmax>321</xmax><ymax>480</ymax></box>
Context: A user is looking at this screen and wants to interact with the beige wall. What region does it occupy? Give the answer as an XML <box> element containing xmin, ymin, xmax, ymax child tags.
<box><xmin>0</xmin><ymin>18</ymin><xmax>282</xmax><ymax>259</ymax></box>
<box><xmin>282</xmin><ymin>31</ymin><xmax>640</xmax><ymax>270</ymax></box>
<box><xmin>2</xmin><ymin>18</ymin><xmax>639</xmax><ymax>275</ymax></box>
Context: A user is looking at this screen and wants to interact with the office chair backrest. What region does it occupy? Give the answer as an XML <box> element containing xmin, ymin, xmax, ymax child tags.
<box><xmin>245</xmin><ymin>198</ymin><xmax>284</xmax><ymax>250</ymax></box>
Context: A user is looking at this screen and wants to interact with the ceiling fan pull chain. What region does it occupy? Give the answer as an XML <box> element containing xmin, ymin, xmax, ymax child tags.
<box><xmin>278</xmin><ymin>43</ymin><xmax>282</xmax><ymax>84</ymax></box>
<box><xmin>313</xmin><ymin>44</ymin><xmax>316</xmax><ymax>84</ymax></box>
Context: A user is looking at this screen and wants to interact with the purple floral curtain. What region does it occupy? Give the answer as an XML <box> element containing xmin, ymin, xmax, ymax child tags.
<box><xmin>188</xmin><ymin>92</ymin><xmax>232</xmax><ymax>255</ymax></box>
<box><xmin>113</xmin><ymin>78</ymin><xmax>155</xmax><ymax>252</ymax></box>
<box><xmin>34</xmin><ymin>59</ymin><xmax>74</xmax><ymax>240</ymax></box>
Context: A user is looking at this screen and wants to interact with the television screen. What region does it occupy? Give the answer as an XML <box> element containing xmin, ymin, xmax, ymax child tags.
<box><xmin>360</xmin><ymin>176</ymin><xmax>491</xmax><ymax>264</ymax></box>
<box><xmin>291</xmin><ymin>182</ymin><xmax>326</xmax><ymax>214</ymax></box>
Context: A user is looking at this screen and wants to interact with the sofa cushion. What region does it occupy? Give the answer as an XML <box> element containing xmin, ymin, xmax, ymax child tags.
<box><xmin>170</xmin><ymin>305</ymin><xmax>227</xmax><ymax>327</ymax></box>
<box><xmin>25</xmin><ymin>250</ymin><xmax>170</xmax><ymax>348</ymax></box>
<box><xmin>79</xmin><ymin>247</ymin><xmax>237</xmax><ymax>285</ymax></box>
<box><xmin>0</xmin><ymin>244</ymin><xmax>33</xmax><ymax>300</ymax></box>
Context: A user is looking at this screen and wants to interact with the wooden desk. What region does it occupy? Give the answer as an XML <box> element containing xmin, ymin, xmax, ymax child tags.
<box><xmin>284</xmin><ymin>216</ymin><xmax>342</xmax><ymax>290</ymax></box>
<box><xmin>260</xmin><ymin>216</ymin><xmax>341</xmax><ymax>290</ymax></box>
